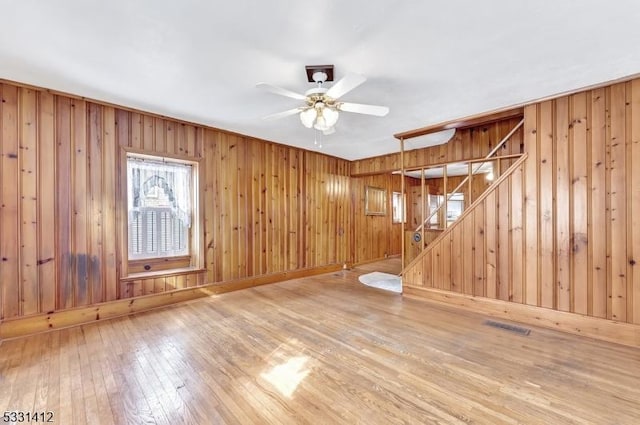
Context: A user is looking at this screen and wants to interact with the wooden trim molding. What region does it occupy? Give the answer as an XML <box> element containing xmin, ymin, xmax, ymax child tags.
<box><xmin>394</xmin><ymin>108</ymin><xmax>524</xmax><ymax>140</ymax></box>
<box><xmin>403</xmin><ymin>285</ymin><xmax>640</xmax><ymax>348</ymax></box>
<box><xmin>0</xmin><ymin>264</ymin><xmax>342</xmax><ymax>340</ymax></box>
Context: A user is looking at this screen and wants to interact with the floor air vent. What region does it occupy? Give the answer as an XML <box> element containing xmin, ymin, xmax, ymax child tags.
<box><xmin>483</xmin><ymin>320</ymin><xmax>531</xmax><ymax>336</ymax></box>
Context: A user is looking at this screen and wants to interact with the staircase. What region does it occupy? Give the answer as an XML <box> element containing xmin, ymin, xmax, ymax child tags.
<box><xmin>402</xmin><ymin>153</ymin><xmax>528</xmax><ymax>296</ymax></box>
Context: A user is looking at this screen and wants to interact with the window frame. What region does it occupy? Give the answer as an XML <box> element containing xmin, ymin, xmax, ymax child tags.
<box><xmin>120</xmin><ymin>148</ymin><xmax>203</xmax><ymax>277</ymax></box>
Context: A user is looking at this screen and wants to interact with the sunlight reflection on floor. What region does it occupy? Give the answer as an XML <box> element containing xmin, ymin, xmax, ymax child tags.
<box><xmin>260</xmin><ymin>355</ymin><xmax>310</xmax><ymax>398</ymax></box>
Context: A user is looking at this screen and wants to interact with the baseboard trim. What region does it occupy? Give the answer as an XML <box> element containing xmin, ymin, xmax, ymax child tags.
<box><xmin>403</xmin><ymin>285</ymin><xmax>640</xmax><ymax>348</ymax></box>
<box><xmin>351</xmin><ymin>254</ymin><xmax>401</xmax><ymax>268</ymax></box>
<box><xmin>0</xmin><ymin>264</ymin><xmax>342</xmax><ymax>340</ymax></box>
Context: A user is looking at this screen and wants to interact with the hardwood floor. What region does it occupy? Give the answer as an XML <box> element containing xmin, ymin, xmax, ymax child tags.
<box><xmin>1</xmin><ymin>258</ymin><xmax>639</xmax><ymax>424</ymax></box>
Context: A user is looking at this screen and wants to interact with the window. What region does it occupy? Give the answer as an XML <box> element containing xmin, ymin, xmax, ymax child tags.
<box><xmin>446</xmin><ymin>192</ymin><xmax>464</xmax><ymax>226</ymax></box>
<box><xmin>392</xmin><ymin>192</ymin><xmax>406</xmax><ymax>223</ymax></box>
<box><xmin>427</xmin><ymin>192</ymin><xmax>464</xmax><ymax>229</ymax></box>
<box><xmin>127</xmin><ymin>154</ymin><xmax>194</xmax><ymax>261</ymax></box>
<box><xmin>428</xmin><ymin>194</ymin><xmax>442</xmax><ymax>228</ymax></box>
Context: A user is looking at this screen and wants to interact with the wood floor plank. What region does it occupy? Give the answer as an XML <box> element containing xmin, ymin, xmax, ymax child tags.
<box><xmin>1</xmin><ymin>258</ymin><xmax>639</xmax><ymax>424</ymax></box>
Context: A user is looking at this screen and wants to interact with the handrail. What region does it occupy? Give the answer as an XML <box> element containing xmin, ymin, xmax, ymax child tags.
<box><xmin>403</xmin><ymin>153</ymin><xmax>523</xmax><ymax>174</ymax></box>
<box><xmin>413</xmin><ymin>118</ymin><xmax>524</xmax><ymax>232</ymax></box>
<box><xmin>401</xmin><ymin>153</ymin><xmax>529</xmax><ymax>276</ymax></box>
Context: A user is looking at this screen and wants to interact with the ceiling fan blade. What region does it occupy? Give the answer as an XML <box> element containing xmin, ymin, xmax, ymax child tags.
<box><xmin>338</xmin><ymin>102</ymin><xmax>389</xmax><ymax>116</ymax></box>
<box><xmin>325</xmin><ymin>73</ymin><xmax>366</xmax><ymax>99</ymax></box>
<box><xmin>256</xmin><ymin>82</ymin><xmax>307</xmax><ymax>100</ymax></box>
<box><xmin>262</xmin><ymin>107</ymin><xmax>303</xmax><ymax>121</ymax></box>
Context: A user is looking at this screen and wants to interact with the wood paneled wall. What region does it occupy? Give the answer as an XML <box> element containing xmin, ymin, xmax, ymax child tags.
<box><xmin>404</xmin><ymin>78</ymin><xmax>640</xmax><ymax>326</ymax></box>
<box><xmin>0</xmin><ymin>81</ymin><xmax>351</xmax><ymax>321</ymax></box>
<box><xmin>351</xmin><ymin>174</ymin><xmax>403</xmax><ymax>263</ymax></box>
<box><xmin>204</xmin><ymin>132</ymin><xmax>351</xmax><ymax>282</ymax></box>
<box><xmin>350</xmin><ymin>118</ymin><xmax>523</xmax><ymax>176</ymax></box>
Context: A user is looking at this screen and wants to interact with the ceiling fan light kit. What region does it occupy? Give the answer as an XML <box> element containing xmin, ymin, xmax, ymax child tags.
<box><xmin>258</xmin><ymin>64</ymin><xmax>389</xmax><ymax>138</ymax></box>
<box><xmin>300</xmin><ymin>101</ymin><xmax>340</xmax><ymax>131</ymax></box>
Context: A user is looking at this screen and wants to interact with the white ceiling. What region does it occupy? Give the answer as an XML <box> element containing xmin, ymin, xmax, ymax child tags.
<box><xmin>1</xmin><ymin>0</ymin><xmax>639</xmax><ymax>160</ymax></box>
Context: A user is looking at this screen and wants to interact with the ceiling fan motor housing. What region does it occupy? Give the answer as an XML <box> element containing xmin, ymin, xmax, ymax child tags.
<box><xmin>305</xmin><ymin>65</ymin><xmax>334</xmax><ymax>82</ymax></box>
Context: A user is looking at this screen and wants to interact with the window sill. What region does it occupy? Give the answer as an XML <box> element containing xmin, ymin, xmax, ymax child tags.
<box><xmin>121</xmin><ymin>267</ymin><xmax>206</xmax><ymax>282</ymax></box>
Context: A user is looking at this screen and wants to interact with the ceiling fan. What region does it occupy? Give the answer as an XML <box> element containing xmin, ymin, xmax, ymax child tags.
<box><xmin>257</xmin><ymin>65</ymin><xmax>389</xmax><ymax>135</ymax></box>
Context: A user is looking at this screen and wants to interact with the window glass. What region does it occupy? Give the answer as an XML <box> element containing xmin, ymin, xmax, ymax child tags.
<box><xmin>127</xmin><ymin>156</ymin><xmax>192</xmax><ymax>260</ymax></box>
<box><xmin>392</xmin><ymin>192</ymin><xmax>405</xmax><ymax>223</ymax></box>
<box><xmin>446</xmin><ymin>192</ymin><xmax>464</xmax><ymax>226</ymax></box>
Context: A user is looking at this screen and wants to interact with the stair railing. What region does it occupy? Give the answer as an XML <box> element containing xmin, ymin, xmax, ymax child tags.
<box><xmin>413</xmin><ymin>118</ymin><xmax>524</xmax><ymax>233</ymax></box>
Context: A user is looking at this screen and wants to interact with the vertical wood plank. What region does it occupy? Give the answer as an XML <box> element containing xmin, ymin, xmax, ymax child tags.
<box><xmin>625</xmin><ymin>81</ymin><xmax>634</xmax><ymax>323</ymax></box>
<box><xmin>497</xmin><ymin>174</ymin><xmax>510</xmax><ymax>301</ymax></box>
<box><xmin>102</xmin><ymin>107</ymin><xmax>117</xmax><ymax>302</ymax></box>
<box><xmin>88</xmin><ymin>103</ymin><xmax>103</xmax><ymax>304</ymax></box>
<box><xmin>132</xmin><ymin>280</ymin><xmax>143</xmax><ymax>297</ymax></box>
<box><xmin>38</xmin><ymin>91</ymin><xmax>57</xmax><ymax>313</ymax></box>
<box><xmin>56</xmin><ymin>97</ymin><xmax>73</xmax><ymax>310</ymax></box>
<box><xmin>290</xmin><ymin>150</ymin><xmax>300</xmax><ymax>269</ymax></box>
<box><xmin>211</xmin><ymin>132</ymin><xmax>222</xmax><ymax>281</ymax></box>
<box><xmin>165</xmin><ymin>121</ymin><xmax>175</xmax><ymax>155</ymax></box>
<box><xmin>523</xmin><ymin>104</ymin><xmax>539</xmax><ymax>306</ymax></box>
<box><xmin>174</xmin><ymin>123</ymin><xmax>185</xmax><ymax>154</ymax></box>
<box><xmin>0</xmin><ymin>84</ymin><xmax>3</xmax><ymax>319</ymax></box>
<box><xmin>115</xmin><ymin>109</ymin><xmax>130</xmax><ymax>284</ymax></box>
<box><xmin>260</xmin><ymin>142</ymin><xmax>268</xmax><ymax>273</ymax></box>
<box><xmin>485</xmin><ymin>191</ymin><xmax>497</xmax><ymax>299</ymax></box>
<box><xmin>236</xmin><ymin>136</ymin><xmax>247</xmax><ymax>278</ymax></box>
<box><xmin>245</xmin><ymin>140</ymin><xmax>256</xmax><ymax>276</ymax></box>
<box><xmin>203</xmin><ymin>130</ymin><xmax>216</xmax><ymax>283</ymax></box>
<box><xmin>220</xmin><ymin>134</ymin><xmax>232</xmax><ymax>279</ymax></box>
<box><xmin>232</xmin><ymin>136</ymin><xmax>242</xmax><ymax>277</ymax></box>
<box><xmin>297</xmin><ymin>149</ymin><xmax>306</xmax><ymax>270</ymax></box>
<box><xmin>185</xmin><ymin>125</ymin><xmax>196</xmax><ymax>156</ymax></box>
<box><xmin>590</xmin><ymin>88</ymin><xmax>608</xmax><ymax>318</ymax></box>
<box><xmin>539</xmin><ymin>100</ymin><xmax>555</xmax><ymax>309</ymax></box>
<box><xmin>473</xmin><ymin>205</ymin><xmax>486</xmax><ymax>297</ymax></box>
<box><xmin>571</xmin><ymin>92</ymin><xmax>589</xmax><ymax>315</ymax></box>
<box><xmin>130</xmin><ymin>113</ymin><xmax>142</xmax><ymax>149</ymax></box>
<box><xmin>174</xmin><ymin>275</ymin><xmax>186</xmax><ymax>290</ymax></box>
<box><xmin>143</xmin><ymin>278</ymin><xmax>154</xmax><ymax>295</ymax></box>
<box><xmin>421</xmin><ymin>249</ymin><xmax>431</xmax><ymax>288</ymax></box>
<box><xmin>165</xmin><ymin>275</ymin><xmax>176</xmax><ymax>291</ymax></box>
<box><xmin>20</xmin><ymin>88</ymin><xmax>39</xmax><ymax>315</ymax></box>
<box><xmin>462</xmin><ymin>214</ymin><xmax>474</xmax><ymax>295</ymax></box>
<box><xmin>555</xmin><ymin>96</ymin><xmax>571</xmax><ymax>312</ymax></box>
<box><xmin>630</xmin><ymin>79</ymin><xmax>640</xmax><ymax>325</ymax></box>
<box><xmin>609</xmin><ymin>83</ymin><xmax>627</xmax><ymax>321</ymax></box>
<box><xmin>511</xmin><ymin>164</ymin><xmax>524</xmax><ymax>304</ymax></box>
<box><xmin>433</xmin><ymin>240</ymin><xmax>443</xmax><ymax>290</ymax></box>
<box><xmin>194</xmin><ymin>127</ymin><xmax>204</xmax><ymax>158</ymax></box>
<box><xmin>73</xmin><ymin>99</ymin><xmax>89</xmax><ymax>307</ymax></box>
<box><xmin>450</xmin><ymin>226</ymin><xmax>461</xmax><ymax>293</ymax></box>
<box><xmin>1</xmin><ymin>84</ymin><xmax>20</xmax><ymax>318</ymax></box>
<box><xmin>142</xmin><ymin>115</ymin><xmax>154</xmax><ymax>151</ymax></box>
<box><xmin>154</xmin><ymin>277</ymin><xmax>165</xmax><ymax>294</ymax></box>
<box><xmin>154</xmin><ymin>118</ymin><xmax>166</xmax><ymax>153</ymax></box>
